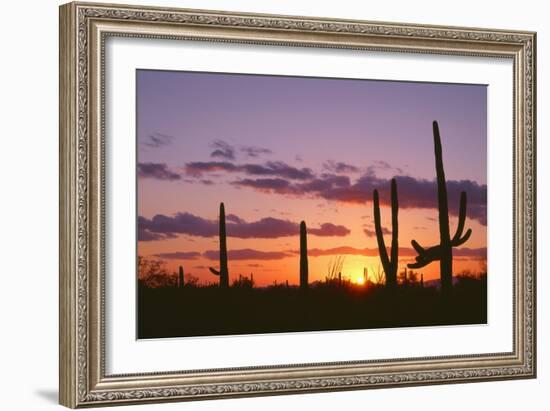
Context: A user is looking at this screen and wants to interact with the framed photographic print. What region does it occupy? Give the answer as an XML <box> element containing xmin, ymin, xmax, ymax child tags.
<box><xmin>59</xmin><ymin>2</ymin><xmax>536</xmax><ymax>408</ymax></box>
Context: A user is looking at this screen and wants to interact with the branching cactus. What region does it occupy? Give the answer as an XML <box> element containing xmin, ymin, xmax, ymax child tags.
<box><xmin>407</xmin><ymin>121</ymin><xmax>472</xmax><ymax>292</ymax></box>
<box><xmin>373</xmin><ymin>178</ymin><xmax>399</xmax><ymax>288</ymax></box>
<box><xmin>178</xmin><ymin>265</ymin><xmax>184</xmax><ymax>288</ymax></box>
<box><xmin>209</xmin><ymin>202</ymin><xmax>230</xmax><ymax>288</ymax></box>
<box><xmin>299</xmin><ymin>221</ymin><xmax>309</xmax><ymax>290</ymax></box>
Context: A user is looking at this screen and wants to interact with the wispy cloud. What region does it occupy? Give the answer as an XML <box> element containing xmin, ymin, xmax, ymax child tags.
<box><xmin>240</xmin><ymin>145</ymin><xmax>272</xmax><ymax>158</ymax></box>
<box><xmin>309</xmin><ymin>223</ymin><xmax>350</xmax><ymax>237</ymax></box>
<box><xmin>292</xmin><ymin>246</ymin><xmax>486</xmax><ymax>258</ymax></box>
<box><xmin>210</xmin><ymin>140</ymin><xmax>235</xmax><ymax>161</ymax></box>
<box><xmin>150</xmin><ymin>244</ymin><xmax>487</xmax><ymax>262</ymax></box>
<box><xmin>142</xmin><ymin>132</ymin><xmax>174</xmax><ymax>149</ymax></box>
<box><xmin>138</xmin><ymin>218</ymin><xmax>178</xmax><ymax>242</ymax></box>
<box><xmin>323</xmin><ymin>160</ymin><xmax>359</xmax><ymax>174</ymax></box>
<box><xmin>185</xmin><ymin>161</ymin><xmax>314</xmax><ymax>181</ymax></box>
<box><xmin>138</xmin><ymin>162</ymin><xmax>180</xmax><ymax>181</ymax></box>
<box><xmin>363</xmin><ymin>226</ymin><xmax>391</xmax><ymax>238</ymax></box>
<box><xmin>138</xmin><ymin>229</ymin><xmax>172</xmax><ymax>242</ymax></box>
<box><xmin>366</xmin><ymin>160</ymin><xmax>404</xmax><ymax>176</ymax></box>
<box><xmin>203</xmin><ymin>249</ymin><xmax>292</xmax><ymax>261</ymax></box>
<box><xmin>138</xmin><ymin>212</ymin><xmax>351</xmax><ymax>241</ymax></box>
<box><xmin>153</xmin><ymin>251</ymin><xmax>201</xmax><ymax>260</ymax></box>
<box><xmin>231</xmin><ymin>172</ymin><xmax>487</xmax><ymax>225</ymax></box>
<box><xmin>303</xmin><ymin>246</ymin><xmax>416</xmax><ymax>257</ymax></box>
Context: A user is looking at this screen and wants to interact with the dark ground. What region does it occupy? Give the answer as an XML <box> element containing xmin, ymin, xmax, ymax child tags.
<box><xmin>137</xmin><ymin>276</ymin><xmax>486</xmax><ymax>339</ymax></box>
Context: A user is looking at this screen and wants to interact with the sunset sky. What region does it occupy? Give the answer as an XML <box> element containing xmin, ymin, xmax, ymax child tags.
<box><xmin>137</xmin><ymin>69</ymin><xmax>487</xmax><ymax>286</ymax></box>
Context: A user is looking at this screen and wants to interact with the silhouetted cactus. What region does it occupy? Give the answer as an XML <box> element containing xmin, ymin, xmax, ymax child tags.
<box><xmin>420</xmin><ymin>273</ymin><xmax>424</xmax><ymax>288</ymax></box>
<box><xmin>178</xmin><ymin>265</ymin><xmax>184</xmax><ymax>288</ymax></box>
<box><xmin>408</xmin><ymin>121</ymin><xmax>472</xmax><ymax>293</ymax></box>
<box><xmin>399</xmin><ymin>267</ymin><xmax>408</xmax><ymax>286</ymax></box>
<box><xmin>209</xmin><ymin>202</ymin><xmax>229</xmax><ymax>288</ymax></box>
<box><xmin>373</xmin><ymin>178</ymin><xmax>398</xmax><ymax>288</ymax></box>
<box><xmin>300</xmin><ymin>221</ymin><xmax>308</xmax><ymax>290</ymax></box>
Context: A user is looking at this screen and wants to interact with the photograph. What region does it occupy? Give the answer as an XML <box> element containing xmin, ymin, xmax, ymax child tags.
<box><xmin>136</xmin><ymin>70</ymin><xmax>488</xmax><ymax>339</ymax></box>
<box><xmin>56</xmin><ymin>2</ymin><xmax>536</xmax><ymax>407</ymax></box>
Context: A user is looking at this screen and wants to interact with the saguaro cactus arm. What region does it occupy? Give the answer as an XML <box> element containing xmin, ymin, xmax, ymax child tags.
<box><xmin>408</xmin><ymin>191</ymin><xmax>472</xmax><ymax>269</ymax></box>
<box><xmin>451</xmin><ymin>191</ymin><xmax>472</xmax><ymax>246</ymax></box>
<box><xmin>209</xmin><ymin>267</ymin><xmax>220</xmax><ymax>276</ymax></box>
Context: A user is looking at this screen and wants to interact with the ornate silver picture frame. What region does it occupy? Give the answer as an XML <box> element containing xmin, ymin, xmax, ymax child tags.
<box><xmin>59</xmin><ymin>2</ymin><xmax>536</xmax><ymax>408</ymax></box>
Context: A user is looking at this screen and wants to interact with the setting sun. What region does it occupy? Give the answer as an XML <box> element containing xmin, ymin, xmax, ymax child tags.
<box><xmin>354</xmin><ymin>275</ymin><xmax>366</xmax><ymax>286</ymax></box>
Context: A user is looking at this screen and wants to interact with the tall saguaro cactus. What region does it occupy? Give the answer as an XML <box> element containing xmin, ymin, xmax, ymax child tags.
<box><xmin>373</xmin><ymin>178</ymin><xmax>399</xmax><ymax>289</ymax></box>
<box><xmin>299</xmin><ymin>221</ymin><xmax>309</xmax><ymax>290</ymax></box>
<box><xmin>209</xmin><ymin>202</ymin><xmax>230</xmax><ymax>288</ymax></box>
<box><xmin>178</xmin><ymin>265</ymin><xmax>184</xmax><ymax>288</ymax></box>
<box><xmin>408</xmin><ymin>121</ymin><xmax>472</xmax><ymax>293</ymax></box>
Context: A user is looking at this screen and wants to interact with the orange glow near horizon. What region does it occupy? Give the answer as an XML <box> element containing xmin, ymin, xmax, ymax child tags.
<box><xmin>137</xmin><ymin>199</ymin><xmax>487</xmax><ymax>287</ymax></box>
<box><xmin>136</xmin><ymin>71</ymin><xmax>487</xmax><ymax>287</ymax></box>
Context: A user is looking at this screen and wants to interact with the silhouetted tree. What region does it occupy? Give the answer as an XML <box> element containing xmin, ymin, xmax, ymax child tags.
<box><xmin>138</xmin><ymin>257</ymin><xmax>173</xmax><ymax>288</ymax></box>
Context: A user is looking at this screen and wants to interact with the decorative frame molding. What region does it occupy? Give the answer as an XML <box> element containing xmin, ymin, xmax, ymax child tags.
<box><xmin>59</xmin><ymin>2</ymin><xmax>536</xmax><ymax>408</ymax></box>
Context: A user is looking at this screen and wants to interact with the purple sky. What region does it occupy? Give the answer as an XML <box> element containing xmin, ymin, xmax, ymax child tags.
<box><xmin>136</xmin><ymin>69</ymin><xmax>487</xmax><ymax>285</ymax></box>
<box><xmin>137</xmin><ymin>70</ymin><xmax>486</xmax><ymax>184</ymax></box>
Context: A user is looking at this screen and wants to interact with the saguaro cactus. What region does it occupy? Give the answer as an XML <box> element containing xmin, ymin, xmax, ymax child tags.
<box><xmin>209</xmin><ymin>202</ymin><xmax>230</xmax><ymax>288</ymax></box>
<box><xmin>373</xmin><ymin>178</ymin><xmax>399</xmax><ymax>289</ymax></box>
<box><xmin>178</xmin><ymin>265</ymin><xmax>184</xmax><ymax>288</ymax></box>
<box><xmin>408</xmin><ymin>121</ymin><xmax>472</xmax><ymax>293</ymax></box>
<box><xmin>299</xmin><ymin>221</ymin><xmax>309</xmax><ymax>290</ymax></box>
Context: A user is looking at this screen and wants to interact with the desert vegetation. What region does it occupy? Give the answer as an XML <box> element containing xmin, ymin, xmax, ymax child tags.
<box><xmin>138</xmin><ymin>121</ymin><xmax>486</xmax><ymax>339</ymax></box>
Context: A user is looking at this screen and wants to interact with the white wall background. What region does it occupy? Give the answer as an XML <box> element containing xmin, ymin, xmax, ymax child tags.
<box><xmin>0</xmin><ymin>0</ymin><xmax>546</xmax><ymax>409</ymax></box>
